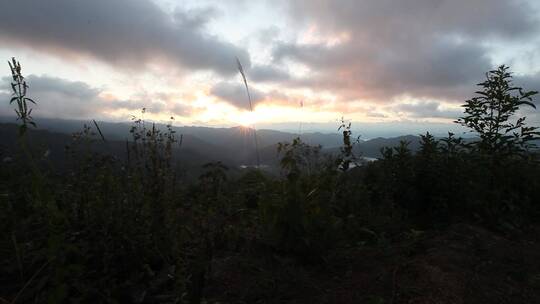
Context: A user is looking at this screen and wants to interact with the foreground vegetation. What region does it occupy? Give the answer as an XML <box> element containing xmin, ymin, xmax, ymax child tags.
<box><xmin>1</xmin><ymin>60</ymin><xmax>540</xmax><ymax>303</ymax></box>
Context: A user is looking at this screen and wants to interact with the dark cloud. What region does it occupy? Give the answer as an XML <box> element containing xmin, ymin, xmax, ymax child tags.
<box><xmin>210</xmin><ymin>82</ymin><xmax>264</xmax><ymax>109</ymax></box>
<box><xmin>287</xmin><ymin>0</ymin><xmax>537</xmax><ymax>40</ymax></box>
<box><xmin>273</xmin><ymin>0</ymin><xmax>540</xmax><ymax>101</ymax></box>
<box><xmin>173</xmin><ymin>6</ymin><xmax>220</xmax><ymax>30</ymax></box>
<box><xmin>0</xmin><ymin>75</ymin><xmax>106</xmax><ymax>118</ymax></box>
<box><xmin>0</xmin><ymin>0</ymin><xmax>250</xmax><ymax>75</ymax></box>
<box><xmin>209</xmin><ymin>80</ymin><xmax>306</xmax><ymax>110</ymax></box>
<box><xmin>249</xmin><ymin>65</ymin><xmax>290</xmax><ymax>82</ymax></box>
<box><xmin>515</xmin><ymin>71</ymin><xmax>540</xmax><ymax>94</ymax></box>
<box><xmin>504</xmin><ymin>72</ymin><xmax>540</xmax><ymax>121</ymax></box>
<box><xmin>26</xmin><ymin>75</ymin><xmax>101</xmax><ymax>100</ymax></box>
<box><xmin>274</xmin><ymin>39</ymin><xmax>491</xmax><ymax>101</ymax></box>
<box><xmin>0</xmin><ymin>75</ymin><xmax>192</xmax><ymax>119</ymax></box>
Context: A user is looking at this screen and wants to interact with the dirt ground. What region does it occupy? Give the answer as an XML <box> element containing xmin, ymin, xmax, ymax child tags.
<box><xmin>206</xmin><ymin>224</ymin><xmax>540</xmax><ymax>303</ymax></box>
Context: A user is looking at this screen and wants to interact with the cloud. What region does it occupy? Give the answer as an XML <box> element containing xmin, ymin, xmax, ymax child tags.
<box><xmin>209</xmin><ymin>80</ymin><xmax>306</xmax><ymax>110</ymax></box>
<box><xmin>287</xmin><ymin>0</ymin><xmax>537</xmax><ymax>40</ymax></box>
<box><xmin>0</xmin><ymin>0</ymin><xmax>250</xmax><ymax>75</ymax></box>
<box><xmin>249</xmin><ymin>65</ymin><xmax>290</xmax><ymax>82</ymax></box>
<box><xmin>170</xmin><ymin>103</ymin><xmax>192</xmax><ymax>117</ymax></box>
<box><xmin>256</xmin><ymin>26</ymin><xmax>281</xmax><ymax>44</ymax></box>
<box><xmin>0</xmin><ymin>75</ymin><xmax>106</xmax><ymax>118</ymax></box>
<box><xmin>0</xmin><ymin>75</ymin><xmax>192</xmax><ymax>119</ymax></box>
<box><xmin>506</xmin><ymin>71</ymin><xmax>540</xmax><ymax>120</ymax></box>
<box><xmin>210</xmin><ymin>81</ymin><xmax>264</xmax><ymax>109</ymax></box>
<box><xmin>2</xmin><ymin>0</ymin><xmax>539</xmax><ymax>127</ymax></box>
<box><xmin>396</xmin><ymin>101</ymin><xmax>462</xmax><ymax>119</ymax></box>
<box><xmin>271</xmin><ymin>0</ymin><xmax>540</xmax><ymax>102</ymax></box>
<box><xmin>515</xmin><ymin>71</ymin><xmax>540</xmax><ymax>94</ymax></box>
<box><xmin>26</xmin><ymin>75</ymin><xmax>101</xmax><ymax>100</ymax></box>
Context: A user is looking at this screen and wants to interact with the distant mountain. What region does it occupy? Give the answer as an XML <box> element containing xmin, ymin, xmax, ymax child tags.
<box><xmin>0</xmin><ymin>117</ymin><xmax>348</xmax><ymax>165</ymax></box>
<box><xmin>2</xmin><ymin>118</ymin><xmax>480</xmax><ymax>169</ymax></box>
<box><xmin>0</xmin><ymin>123</ymin><xmax>231</xmax><ymax>178</ymax></box>
<box><xmin>0</xmin><ymin>117</ymin><xmax>345</xmax><ymax>146</ymax></box>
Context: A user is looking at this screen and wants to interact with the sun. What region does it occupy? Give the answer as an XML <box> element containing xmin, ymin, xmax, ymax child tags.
<box><xmin>234</xmin><ymin>111</ymin><xmax>258</xmax><ymax>127</ymax></box>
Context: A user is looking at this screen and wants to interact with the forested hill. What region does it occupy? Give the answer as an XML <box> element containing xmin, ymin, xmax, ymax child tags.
<box><xmin>0</xmin><ymin>118</ymin><xmax>429</xmax><ymax>167</ymax></box>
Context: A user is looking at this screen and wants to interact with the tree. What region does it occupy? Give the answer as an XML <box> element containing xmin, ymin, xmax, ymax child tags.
<box><xmin>457</xmin><ymin>65</ymin><xmax>539</xmax><ymax>156</ymax></box>
<box><xmin>419</xmin><ymin>132</ymin><xmax>438</xmax><ymax>159</ymax></box>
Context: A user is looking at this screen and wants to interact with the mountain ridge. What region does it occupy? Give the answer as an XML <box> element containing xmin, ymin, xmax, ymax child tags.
<box><xmin>0</xmin><ymin>118</ymin><xmax>430</xmax><ymax>167</ymax></box>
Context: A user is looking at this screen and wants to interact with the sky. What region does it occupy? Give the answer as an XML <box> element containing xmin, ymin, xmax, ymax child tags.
<box><xmin>0</xmin><ymin>0</ymin><xmax>539</xmax><ymax>136</ymax></box>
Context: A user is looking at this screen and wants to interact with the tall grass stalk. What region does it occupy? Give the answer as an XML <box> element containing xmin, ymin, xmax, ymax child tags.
<box><xmin>92</xmin><ymin>119</ymin><xmax>107</xmax><ymax>142</ymax></box>
<box><xmin>298</xmin><ymin>100</ymin><xmax>304</xmax><ymax>137</ymax></box>
<box><xmin>236</xmin><ymin>57</ymin><xmax>261</xmax><ymax>168</ymax></box>
<box><xmin>7</xmin><ymin>58</ymin><xmax>44</xmax><ymax>202</ymax></box>
<box><xmin>8</xmin><ymin>57</ymin><xmax>36</xmax><ymax>135</ymax></box>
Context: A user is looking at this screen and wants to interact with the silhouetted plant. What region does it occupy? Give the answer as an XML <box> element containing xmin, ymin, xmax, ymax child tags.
<box><xmin>277</xmin><ymin>137</ymin><xmax>323</xmax><ymax>180</ymax></box>
<box><xmin>418</xmin><ymin>132</ymin><xmax>438</xmax><ymax>159</ymax></box>
<box><xmin>439</xmin><ymin>132</ymin><xmax>465</xmax><ymax>158</ymax></box>
<box><xmin>258</xmin><ymin>137</ymin><xmax>340</xmax><ymax>257</ymax></box>
<box><xmin>453</xmin><ymin>66</ymin><xmax>540</xmax><ymax>226</ymax></box>
<box><xmin>8</xmin><ymin>57</ymin><xmax>36</xmax><ymax>135</ymax></box>
<box><xmin>457</xmin><ymin>65</ymin><xmax>539</xmax><ymax>157</ymax></box>
<box><xmin>338</xmin><ymin>117</ymin><xmax>361</xmax><ymax>171</ymax></box>
<box><xmin>413</xmin><ymin>132</ymin><xmax>443</xmax><ymax>225</ymax></box>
